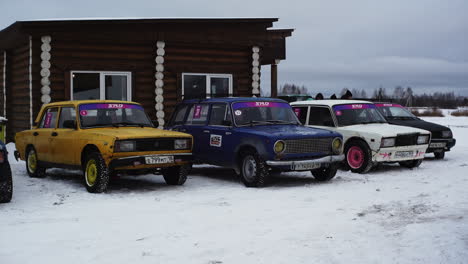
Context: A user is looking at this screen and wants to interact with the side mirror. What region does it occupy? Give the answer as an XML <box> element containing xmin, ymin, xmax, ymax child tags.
<box><xmin>63</xmin><ymin>120</ymin><xmax>77</xmax><ymax>129</ymax></box>
<box><xmin>152</xmin><ymin>120</ymin><xmax>159</xmax><ymax>128</ymax></box>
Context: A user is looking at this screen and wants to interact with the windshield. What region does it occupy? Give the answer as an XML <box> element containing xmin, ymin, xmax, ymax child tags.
<box><xmin>79</xmin><ymin>103</ymin><xmax>153</xmax><ymax>128</ymax></box>
<box><xmin>375</xmin><ymin>104</ymin><xmax>416</xmax><ymax>119</ymax></box>
<box><xmin>232</xmin><ymin>101</ymin><xmax>300</xmax><ymax>126</ymax></box>
<box><xmin>333</xmin><ymin>104</ymin><xmax>387</xmax><ymax>126</ymax></box>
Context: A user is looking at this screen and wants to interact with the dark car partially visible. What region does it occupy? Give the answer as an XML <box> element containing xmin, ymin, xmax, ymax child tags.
<box><xmin>0</xmin><ymin>140</ymin><xmax>12</xmax><ymax>203</ymax></box>
<box><xmin>376</xmin><ymin>103</ymin><xmax>456</xmax><ymax>159</ymax></box>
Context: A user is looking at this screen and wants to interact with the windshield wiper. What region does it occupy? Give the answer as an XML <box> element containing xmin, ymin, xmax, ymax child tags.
<box><xmin>112</xmin><ymin>122</ymin><xmax>148</xmax><ymax>128</ymax></box>
<box><xmin>266</xmin><ymin>120</ymin><xmax>299</xmax><ymax>125</ymax></box>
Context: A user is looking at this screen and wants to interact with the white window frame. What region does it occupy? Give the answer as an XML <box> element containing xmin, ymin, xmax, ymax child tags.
<box><xmin>182</xmin><ymin>73</ymin><xmax>233</xmax><ymax>99</ymax></box>
<box><xmin>70</xmin><ymin>71</ymin><xmax>132</xmax><ymax>101</ymax></box>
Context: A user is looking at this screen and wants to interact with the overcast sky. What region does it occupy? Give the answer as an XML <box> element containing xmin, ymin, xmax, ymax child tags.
<box><xmin>1</xmin><ymin>0</ymin><xmax>467</xmax><ymax>96</ymax></box>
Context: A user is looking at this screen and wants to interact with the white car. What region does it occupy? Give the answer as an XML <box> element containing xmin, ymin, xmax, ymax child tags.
<box><xmin>291</xmin><ymin>100</ymin><xmax>431</xmax><ymax>173</ymax></box>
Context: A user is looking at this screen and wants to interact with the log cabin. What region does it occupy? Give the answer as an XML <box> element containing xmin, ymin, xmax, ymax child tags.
<box><xmin>0</xmin><ymin>18</ymin><xmax>293</xmax><ymax>141</ymax></box>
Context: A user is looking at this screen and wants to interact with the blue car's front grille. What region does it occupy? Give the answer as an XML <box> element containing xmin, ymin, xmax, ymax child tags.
<box><xmin>284</xmin><ymin>138</ymin><xmax>332</xmax><ymax>154</ymax></box>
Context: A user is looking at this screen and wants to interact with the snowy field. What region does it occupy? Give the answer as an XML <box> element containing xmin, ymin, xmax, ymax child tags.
<box><xmin>1</xmin><ymin>115</ymin><xmax>467</xmax><ymax>264</ymax></box>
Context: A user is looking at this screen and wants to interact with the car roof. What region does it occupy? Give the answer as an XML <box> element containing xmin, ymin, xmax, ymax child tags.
<box><xmin>43</xmin><ymin>100</ymin><xmax>141</xmax><ymax>107</ymax></box>
<box><xmin>182</xmin><ymin>97</ymin><xmax>287</xmax><ymax>104</ymax></box>
<box><xmin>290</xmin><ymin>99</ymin><xmax>374</xmax><ymax>107</ymax></box>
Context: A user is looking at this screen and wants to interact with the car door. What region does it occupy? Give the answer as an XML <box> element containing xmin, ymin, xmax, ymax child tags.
<box><xmin>49</xmin><ymin>106</ymin><xmax>80</xmax><ymax>165</ymax></box>
<box><xmin>183</xmin><ymin>104</ymin><xmax>210</xmax><ymax>161</ymax></box>
<box><xmin>34</xmin><ymin>107</ymin><xmax>60</xmax><ymax>162</ymax></box>
<box><xmin>204</xmin><ymin>103</ymin><xmax>235</xmax><ymax>165</ymax></box>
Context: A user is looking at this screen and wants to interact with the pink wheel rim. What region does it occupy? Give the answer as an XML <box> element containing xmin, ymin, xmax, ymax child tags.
<box><xmin>347</xmin><ymin>146</ymin><xmax>365</xmax><ymax>169</ymax></box>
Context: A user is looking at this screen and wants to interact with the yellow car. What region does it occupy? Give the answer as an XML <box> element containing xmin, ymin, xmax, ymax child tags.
<box><xmin>15</xmin><ymin>100</ymin><xmax>193</xmax><ymax>193</ymax></box>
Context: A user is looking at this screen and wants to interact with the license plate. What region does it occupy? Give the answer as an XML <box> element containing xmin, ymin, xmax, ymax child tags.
<box><xmin>395</xmin><ymin>151</ymin><xmax>414</xmax><ymax>158</ymax></box>
<box><xmin>145</xmin><ymin>155</ymin><xmax>174</xmax><ymax>165</ymax></box>
<box><xmin>293</xmin><ymin>162</ymin><xmax>321</xmax><ymax>171</ymax></box>
<box><xmin>430</xmin><ymin>142</ymin><xmax>446</xmax><ymax>148</ymax></box>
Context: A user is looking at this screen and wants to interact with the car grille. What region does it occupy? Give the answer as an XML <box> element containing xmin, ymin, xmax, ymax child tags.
<box><xmin>133</xmin><ymin>138</ymin><xmax>190</xmax><ymax>152</ymax></box>
<box><xmin>395</xmin><ymin>133</ymin><xmax>418</xmax><ymax>146</ymax></box>
<box><xmin>284</xmin><ymin>138</ymin><xmax>332</xmax><ymax>154</ymax></box>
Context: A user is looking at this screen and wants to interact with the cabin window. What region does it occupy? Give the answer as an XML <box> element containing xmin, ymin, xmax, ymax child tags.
<box><xmin>71</xmin><ymin>71</ymin><xmax>131</xmax><ymax>101</ymax></box>
<box><xmin>182</xmin><ymin>73</ymin><xmax>232</xmax><ymax>99</ymax></box>
<box><xmin>308</xmin><ymin>106</ymin><xmax>335</xmax><ymax>127</ymax></box>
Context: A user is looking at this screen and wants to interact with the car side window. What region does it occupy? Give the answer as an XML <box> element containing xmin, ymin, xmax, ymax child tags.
<box><xmin>39</xmin><ymin>108</ymin><xmax>59</xmax><ymax>128</ymax></box>
<box><xmin>185</xmin><ymin>104</ymin><xmax>209</xmax><ymax>125</ymax></box>
<box><xmin>292</xmin><ymin>106</ymin><xmax>308</xmax><ymax>124</ymax></box>
<box><xmin>58</xmin><ymin>107</ymin><xmax>77</xmax><ymax>128</ymax></box>
<box><xmin>209</xmin><ymin>104</ymin><xmax>232</xmax><ymax>126</ymax></box>
<box><xmin>169</xmin><ymin>104</ymin><xmax>189</xmax><ymax>126</ymax></box>
<box><xmin>309</xmin><ymin>107</ymin><xmax>335</xmax><ymax>127</ymax></box>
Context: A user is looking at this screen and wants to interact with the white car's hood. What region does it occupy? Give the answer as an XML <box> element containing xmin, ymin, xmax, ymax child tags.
<box><xmin>340</xmin><ymin>123</ymin><xmax>430</xmax><ymax>137</ymax></box>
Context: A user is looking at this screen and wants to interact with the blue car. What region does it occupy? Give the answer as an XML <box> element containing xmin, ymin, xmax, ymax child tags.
<box><xmin>166</xmin><ymin>97</ymin><xmax>344</xmax><ymax>187</ymax></box>
<box><xmin>0</xmin><ymin>140</ymin><xmax>12</xmax><ymax>203</ymax></box>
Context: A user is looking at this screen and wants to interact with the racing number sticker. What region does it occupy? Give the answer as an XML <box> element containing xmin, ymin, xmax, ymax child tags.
<box><xmin>235</xmin><ymin>110</ymin><xmax>242</xmax><ymax>116</ymax></box>
<box><xmin>335</xmin><ymin>110</ymin><xmax>342</xmax><ymax>116</ymax></box>
<box><xmin>210</xmin><ymin>134</ymin><xmax>222</xmax><ymax>147</ymax></box>
<box><xmin>80</xmin><ymin>110</ymin><xmax>88</xmax><ymax>116</ymax></box>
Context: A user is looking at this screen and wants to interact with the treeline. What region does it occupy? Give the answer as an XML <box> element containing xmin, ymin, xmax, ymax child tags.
<box><xmin>279</xmin><ymin>84</ymin><xmax>468</xmax><ymax>108</ymax></box>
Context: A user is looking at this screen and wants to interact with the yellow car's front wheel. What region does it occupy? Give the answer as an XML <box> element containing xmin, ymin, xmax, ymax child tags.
<box><xmin>84</xmin><ymin>152</ymin><xmax>109</xmax><ymax>193</ymax></box>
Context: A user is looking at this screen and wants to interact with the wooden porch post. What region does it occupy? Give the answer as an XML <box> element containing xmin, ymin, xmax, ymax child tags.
<box><xmin>271</xmin><ymin>62</ymin><xmax>278</xmax><ymax>98</ymax></box>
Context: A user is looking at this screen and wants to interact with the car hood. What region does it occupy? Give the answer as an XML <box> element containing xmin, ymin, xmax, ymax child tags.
<box><xmin>234</xmin><ymin>124</ymin><xmax>341</xmax><ymax>140</ymax></box>
<box><xmin>386</xmin><ymin>118</ymin><xmax>449</xmax><ymax>133</ymax></box>
<box><xmin>340</xmin><ymin>123</ymin><xmax>430</xmax><ymax>137</ymax></box>
<box><xmin>81</xmin><ymin>127</ymin><xmax>192</xmax><ymax>140</ymax></box>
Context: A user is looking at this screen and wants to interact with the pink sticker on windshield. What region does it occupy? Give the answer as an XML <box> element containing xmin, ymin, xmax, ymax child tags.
<box><xmin>293</xmin><ymin>108</ymin><xmax>301</xmax><ymax>117</ymax></box>
<box><xmin>335</xmin><ymin>110</ymin><xmax>342</xmax><ymax>116</ymax></box>
<box><xmin>193</xmin><ymin>105</ymin><xmax>202</xmax><ymax>119</ymax></box>
<box><xmin>43</xmin><ymin>112</ymin><xmax>53</xmax><ymax>128</ymax></box>
<box><xmin>80</xmin><ymin>110</ymin><xmax>88</xmax><ymax>116</ymax></box>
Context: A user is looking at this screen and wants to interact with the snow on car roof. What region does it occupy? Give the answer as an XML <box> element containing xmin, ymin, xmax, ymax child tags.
<box><xmin>290</xmin><ymin>99</ymin><xmax>374</xmax><ymax>107</ymax></box>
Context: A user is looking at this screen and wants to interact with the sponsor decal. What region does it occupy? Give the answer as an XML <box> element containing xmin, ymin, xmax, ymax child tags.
<box><xmin>210</xmin><ymin>134</ymin><xmax>222</xmax><ymax>147</ymax></box>
<box><xmin>234</xmin><ymin>110</ymin><xmax>242</xmax><ymax>116</ymax></box>
<box><xmin>43</xmin><ymin>112</ymin><xmax>53</xmax><ymax>128</ymax></box>
<box><xmin>79</xmin><ymin>103</ymin><xmax>143</xmax><ymax>111</ymax></box>
<box><xmin>333</xmin><ymin>104</ymin><xmax>376</xmax><ymax>111</ymax></box>
<box><xmin>375</xmin><ymin>103</ymin><xmax>403</xmax><ymax>108</ymax></box>
<box><xmin>379</xmin><ymin>152</ymin><xmax>391</xmax><ymax>159</ymax></box>
<box><xmin>193</xmin><ymin>105</ymin><xmax>202</xmax><ymax>119</ymax></box>
<box><xmin>232</xmin><ymin>101</ymin><xmax>290</xmax><ymax>110</ymax></box>
<box><xmin>293</xmin><ymin>108</ymin><xmax>301</xmax><ymax>117</ymax></box>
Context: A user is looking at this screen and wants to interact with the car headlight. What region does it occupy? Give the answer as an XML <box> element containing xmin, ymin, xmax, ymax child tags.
<box><xmin>174</xmin><ymin>139</ymin><xmax>190</xmax><ymax>150</ymax></box>
<box><xmin>442</xmin><ymin>130</ymin><xmax>452</xmax><ymax>138</ymax></box>
<box><xmin>332</xmin><ymin>137</ymin><xmax>343</xmax><ymax>154</ymax></box>
<box><xmin>274</xmin><ymin>140</ymin><xmax>286</xmax><ymax>154</ymax></box>
<box><xmin>115</xmin><ymin>140</ymin><xmax>136</xmax><ymax>152</ymax></box>
<box><xmin>380</xmin><ymin>137</ymin><xmax>396</xmax><ymax>148</ymax></box>
<box><xmin>417</xmin><ymin>135</ymin><xmax>430</xmax><ymax>144</ymax></box>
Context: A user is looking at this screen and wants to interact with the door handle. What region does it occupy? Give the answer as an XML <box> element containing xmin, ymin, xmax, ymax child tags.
<box><xmin>51</xmin><ymin>132</ymin><xmax>58</xmax><ymax>137</ymax></box>
<box><xmin>225</xmin><ymin>132</ymin><xmax>232</xmax><ymax>135</ymax></box>
<box><xmin>33</xmin><ymin>132</ymin><xmax>39</xmax><ymax>136</ymax></box>
<box><xmin>203</xmin><ymin>130</ymin><xmax>210</xmax><ymax>133</ymax></box>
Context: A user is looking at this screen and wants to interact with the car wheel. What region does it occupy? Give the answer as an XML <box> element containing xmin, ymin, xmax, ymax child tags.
<box><xmin>84</xmin><ymin>152</ymin><xmax>110</xmax><ymax>193</ymax></box>
<box><xmin>239</xmin><ymin>150</ymin><xmax>269</xmax><ymax>187</ymax></box>
<box><xmin>311</xmin><ymin>163</ymin><xmax>339</xmax><ymax>182</ymax></box>
<box><xmin>345</xmin><ymin>140</ymin><xmax>373</xmax><ymax>174</ymax></box>
<box><xmin>434</xmin><ymin>151</ymin><xmax>445</xmax><ymax>159</ymax></box>
<box><xmin>26</xmin><ymin>147</ymin><xmax>46</xmax><ymax>178</ymax></box>
<box><xmin>399</xmin><ymin>159</ymin><xmax>423</xmax><ymax>168</ymax></box>
<box><xmin>0</xmin><ymin>162</ymin><xmax>13</xmax><ymax>203</ymax></box>
<box><xmin>162</xmin><ymin>164</ymin><xmax>190</xmax><ymax>185</ymax></box>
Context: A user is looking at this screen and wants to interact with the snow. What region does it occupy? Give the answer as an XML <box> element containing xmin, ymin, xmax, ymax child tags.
<box><xmin>0</xmin><ymin>116</ymin><xmax>7</xmax><ymax>122</ymax></box>
<box><xmin>1</xmin><ymin>116</ymin><xmax>468</xmax><ymax>263</ymax></box>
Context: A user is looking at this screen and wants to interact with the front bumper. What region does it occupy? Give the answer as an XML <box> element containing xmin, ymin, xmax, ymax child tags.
<box><xmin>427</xmin><ymin>138</ymin><xmax>456</xmax><ymax>153</ymax></box>
<box><xmin>266</xmin><ymin>154</ymin><xmax>344</xmax><ymax>171</ymax></box>
<box><xmin>109</xmin><ymin>153</ymin><xmax>192</xmax><ymax>170</ymax></box>
<box><xmin>373</xmin><ymin>145</ymin><xmax>428</xmax><ymax>162</ymax></box>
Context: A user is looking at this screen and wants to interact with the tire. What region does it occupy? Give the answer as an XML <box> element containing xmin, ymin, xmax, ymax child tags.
<box><xmin>0</xmin><ymin>162</ymin><xmax>13</xmax><ymax>203</ymax></box>
<box><xmin>239</xmin><ymin>150</ymin><xmax>269</xmax><ymax>187</ymax></box>
<box><xmin>311</xmin><ymin>163</ymin><xmax>339</xmax><ymax>182</ymax></box>
<box><xmin>83</xmin><ymin>152</ymin><xmax>110</xmax><ymax>193</ymax></box>
<box><xmin>25</xmin><ymin>147</ymin><xmax>46</xmax><ymax>178</ymax></box>
<box><xmin>434</xmin><ymin>151</ymin><xmax>445</xmax><ymax>159</ymax></box>
<box><xmin>399</xmin><ymin>159</ymin><xmax>423</xmax><ymax>168</ymax></box>
<box><xmin>162</xmin><ymin>164</ymin><xmax>190</xmax><ymax>185</ymax></box>
<box><xmin>345</xmin><ymin>140</ymin><xmax>373</xmax><ymax>174</ymax></box>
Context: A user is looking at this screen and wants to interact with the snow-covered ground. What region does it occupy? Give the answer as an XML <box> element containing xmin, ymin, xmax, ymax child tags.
<box><xmin>1</xmin><ymin>116</ymin><xmax>467</xmax><ymax>264</ymax></box>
